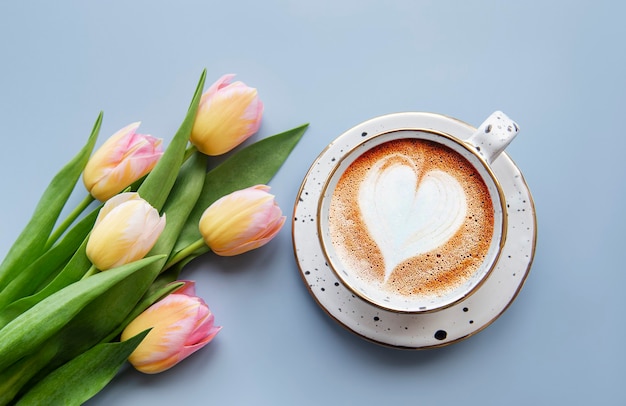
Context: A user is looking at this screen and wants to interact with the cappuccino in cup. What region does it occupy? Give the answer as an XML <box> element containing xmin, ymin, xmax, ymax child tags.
<box><xmin>318</xmin><ymin>126</ymin><xmax>510</xmax><ymax>313</ymax></box>
<box><xmin>329</xmin><ymin>136</ymin><xmax>494</xmax><ymax>296</ymax></box>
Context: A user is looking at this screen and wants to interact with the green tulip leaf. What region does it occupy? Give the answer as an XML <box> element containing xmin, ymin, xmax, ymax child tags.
<box><xmin>15</xmin><ymin>330</ymin><xmax>150</xmax><ymax>406</ymax></box>
<box><xmin>157</xmin><ymin>151</ymin><xmax>209</xmax><ymax>260</ymax></box>
<box><xmin>173</xmin><ymin>123</ymin><xmax>308</xmax><ymax>253</ymax></box>
<box><xmin>0</xmin><ymin>237</ymin><xmax>93</xmax><ymax>330</ymax></box>
<box><xmin>0</xmin><ymin>255</ymin><xmax>164</xmax><ymax>372</ymax></box>
<box><xmin>0</xmin><ymin>207</ymin><xmax>99</xmax><ymax>313</ymax></box>
<box><xmin>0</xmin><ymin>113</ymin><xmax>102</xmax><ymax>291</ymax></box>
<box><xmin>138</xmin><ymin>70</ymin><xmax>206</xmax><ymax>211</ymax></box>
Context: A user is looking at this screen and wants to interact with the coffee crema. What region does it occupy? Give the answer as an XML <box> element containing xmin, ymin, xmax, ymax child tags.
<box><xmin>328</xmin><ymin>137</ymin><xmax>495</xmax><ymax>300</ymax></box>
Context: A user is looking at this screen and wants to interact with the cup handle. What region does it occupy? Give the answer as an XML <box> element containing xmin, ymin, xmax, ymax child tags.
<box><xmin>466</xmin><ymin>111</ymin><xmax>520</xmax><ymax>164</ymax></box>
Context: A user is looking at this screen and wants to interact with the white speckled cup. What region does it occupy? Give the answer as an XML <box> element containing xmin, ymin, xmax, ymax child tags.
<box><xmin>317</xmin><ymin>111</ymin><xmax>519</xmax><ymax>313</ymax></box>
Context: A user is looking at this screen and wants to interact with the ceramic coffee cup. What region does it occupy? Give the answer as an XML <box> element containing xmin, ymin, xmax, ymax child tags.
<box><xmin>317</xmin><ymin>111</ymin><xmax>519</xmax><ymax>313</ymax></box>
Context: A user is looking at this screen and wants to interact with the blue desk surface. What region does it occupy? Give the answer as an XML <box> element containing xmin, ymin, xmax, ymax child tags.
<box><xmin>1</xmin><ymin>1</ymin><xmax>623</xmax><ymax>405</ymax></box>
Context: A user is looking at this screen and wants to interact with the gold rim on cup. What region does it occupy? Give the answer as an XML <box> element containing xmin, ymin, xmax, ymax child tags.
<box><xmin>316</xmin><ymin>128</ymin><xmax>508</xmax><ymax>314</ymax></box>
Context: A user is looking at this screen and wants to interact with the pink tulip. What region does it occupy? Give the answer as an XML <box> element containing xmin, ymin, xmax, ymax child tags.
<box><xmin>199</xmin><ymin>185</ymin><xmax>285</xmax><ymax>256</ymax></box>
<box><xmin>83</xmin><ymin>122</ymin><xmax>163</xmax><ymax>201</ymax></box>
<box><xmin>190</xmin><ymin>74</ymin><xmax>263</xmax><ymax>156</ymax></box>
<box><xmin>121</xmin><ymin>281</ymin><xmax>221</xmax><ymax>374</ymax></box>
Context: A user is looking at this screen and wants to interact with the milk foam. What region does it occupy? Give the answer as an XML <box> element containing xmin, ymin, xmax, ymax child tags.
<box><xmin>358</xmin><ymin>154</ymin><xmax>467</xmax><ymax>283</ymax></box>
<box><xmin>328</xmin><ymin>138</ymin><xmax>495</xmax><ymax>300</ymax></box>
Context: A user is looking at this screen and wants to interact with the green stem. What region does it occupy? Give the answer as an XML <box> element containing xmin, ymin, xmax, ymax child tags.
<box><xmin>163</xmin><ymin>238</ymin><xmax>207</xmax><ymax>271</ymax></box>
<box><xmin>45</xmin><ymin>194</ymin><xmax>95</xmax><ymax>250</ymax></box>
<box><xmin>81</xmin><ymin>265</ymin><xmax>97</xmax><ymax>280</ymax></box>
<box><xmin>183</xmin><ymin>144</ymin><xmax>198</xmax><ymax>162</ymax></box>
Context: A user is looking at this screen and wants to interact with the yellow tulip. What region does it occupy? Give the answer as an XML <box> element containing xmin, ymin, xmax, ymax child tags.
<box><xmin>121</xmin><ymin>281</ymin><xmax>221</xmax><ymax>374</ymax></box>
<box><xmin>86</xmin><ymin>192</ymin><xmax>166</xmax><ymax>270</ymax></box>
<box><xmin>190</xmin><ymin>74</ymin><xmax>263</xmax><ymax>156</ymax></box>
<box><xmin>83</xmin><ymin>122</ymin><xmax>163</xmax><ymax>201</ymax></box>
<box><xmin>199</xmin><ymin>185</ymin><xmax>285</xmax><ymax>256</ymax></box>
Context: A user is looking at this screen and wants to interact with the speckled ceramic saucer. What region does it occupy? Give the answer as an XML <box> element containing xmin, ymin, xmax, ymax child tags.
<box><xmin>292</xmin><ymin>112</ymin><xmax>536</xmax><ymax>349</ymax></box>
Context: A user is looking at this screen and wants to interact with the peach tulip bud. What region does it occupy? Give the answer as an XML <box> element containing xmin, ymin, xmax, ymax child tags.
<box><xmin>190</xmin><ymin>74</ymin><xmax>263</xmax><ymax>156</ymax></box>
<box><xmin>199</xmin><ymin>185</ymin><xmax>285</xmax><ymax>256</ymax></box>
<box><xmin>86</xmin><ymin>192</ymin><xmax>166</xmax><ymax>270</ymax></box>
<box><xmin>121</xmin><ymin>281</ymin><xmax>221</xmax><ymax>374</ymax></box>
<box><xmin>83</xmin><ymin>122</ymin><xmax>163</xmax><ymax>201</ymax></box>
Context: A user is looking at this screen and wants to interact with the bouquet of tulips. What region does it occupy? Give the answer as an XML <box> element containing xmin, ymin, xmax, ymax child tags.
<box><xmin>0</xmin><ymin>70</ymin><xmax>307</xmax><ymax>404</ymax></box>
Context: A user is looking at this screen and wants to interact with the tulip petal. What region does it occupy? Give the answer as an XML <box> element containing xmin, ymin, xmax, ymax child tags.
<box><xmin>190</xmin><ymin>74</ymin><xmax>263</xmax><ymax>156</ymax></box>
<box><xmin>177</xmin><ymin>325</ymin><xmax>222</xmax><ymax>360</ymax></box>
<box><xmin>86</xmin><ymin>193</ymin><xmax>166</xmax><ymax>270</ymax></box>
<box><xmin>93</xmin><ymin>192</ymin><xmax>137</xmax><ymax>224</ymax></box>
<box><xmin>198</xmin><ymin>185</ymin><xmax>285</xmax><ymax>256</ymax></box>
<box><xmin>122</xmin><ymin>290</ymin><xmax>220</xmax><ymax>374</ymax></box>
<box><xmin>202</xmin><ymin>74</ymin><xmax>236</xmax><ymax>101</ymax></box>
<box><xmin>172</xmin><ymin>280</ymin><xmax>196</xmax><ymax>296</ymax></box>
<box><xmin>83</xmin><ymin>123</ymin><xmax>163</xmax><ymax>201</ymax></box>
<box><xmin>126</xmin><ymin>297</ymin><xmax>200</xmax><ymax>363</ymax></box>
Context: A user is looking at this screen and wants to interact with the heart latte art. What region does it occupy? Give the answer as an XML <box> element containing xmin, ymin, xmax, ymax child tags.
<box><xmin>328</xmin><ymin>138</ymin><xmax>495</xmax><ymax>299</ymax></box>
<box><xmin>359</xmin><ymin>156</ymin><xmax>467</xmax><ymax>283</ymax></box>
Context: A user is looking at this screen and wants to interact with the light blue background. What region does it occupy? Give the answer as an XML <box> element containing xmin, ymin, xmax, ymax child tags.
<box><xmin>1</xmin><ymin>1</ymin><xmax>624</xmax><ymax>405</ymax></box>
